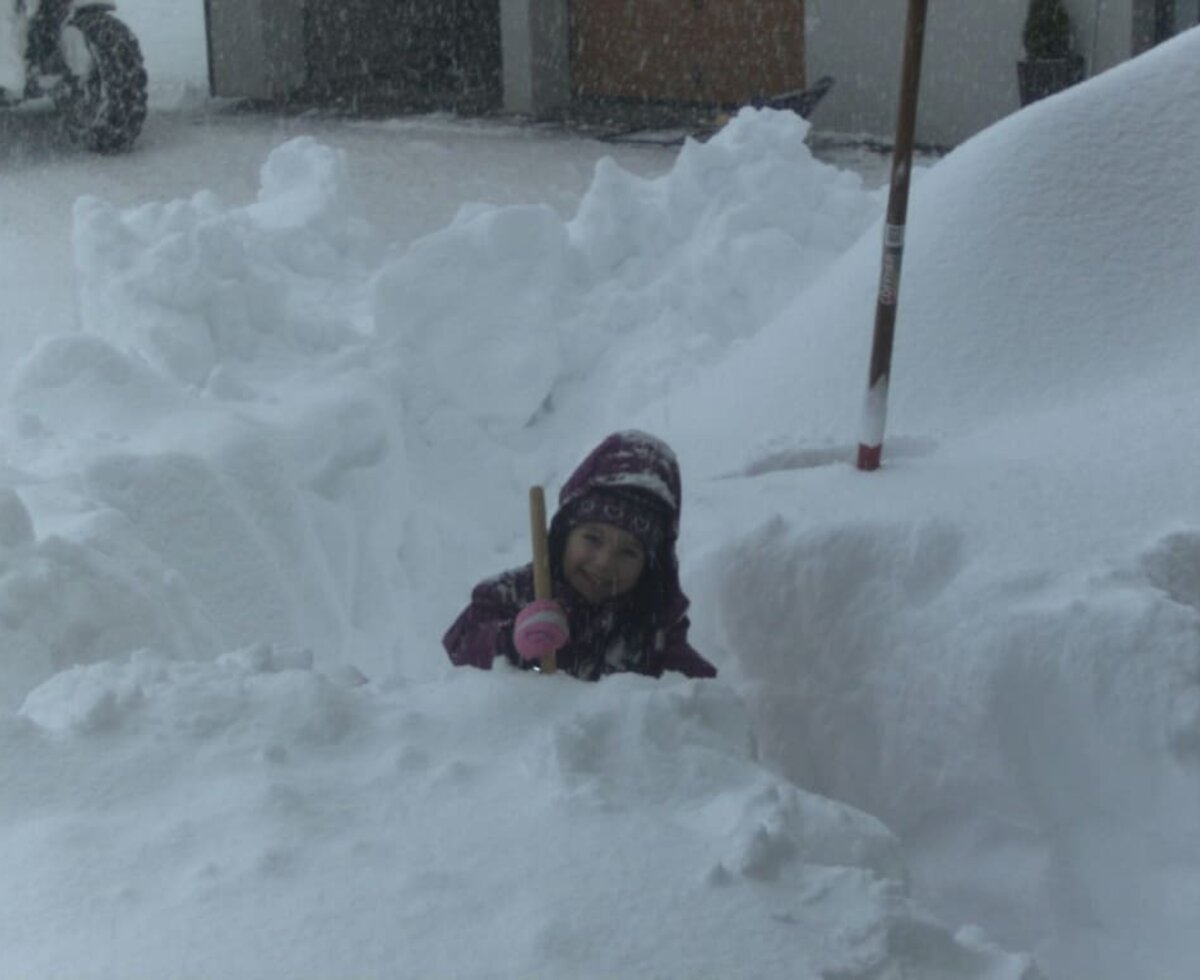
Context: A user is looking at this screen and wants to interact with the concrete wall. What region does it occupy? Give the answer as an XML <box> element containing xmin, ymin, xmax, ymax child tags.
<box><xmin>495</xmin><ymin>0</ymin><xmax>1200</xmax><ymax>129</ymax></box>
<box><xmin>804</xmin><ymin>0</ymin><xmax>1161</xmax><ymax>147</ymax></box>
<box><xmin>1131</xmin><ymin>0</ymin><xmax>1200</xmax><ymax>51</ymax></box>
<box><xmin>499</xmin><ymin>0</ymin><xmax>570</xmax><ymax>114</ymax></box>
<box><xmin>1088</xmin><ymin>0</ymin><xmax>1134</xmax><ymax>65</ymax></box>
<box><xmin>206</xmin><ymin>0</ymin><xmax>306</xmax><ymax>101</ymax></box>
<box><xmin>203</xmin><ymin>0</ymin><xmax>1197</xmax><ymax>135</ymax></box>
<box><xmin>806</xmin><ymin>1</ymin><xmax>1022</xmax><ymax>146</ymax></box>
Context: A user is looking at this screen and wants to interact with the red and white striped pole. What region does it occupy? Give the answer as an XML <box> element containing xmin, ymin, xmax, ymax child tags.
<box><xmin>857</xmin><ymin>0</ymin><xmax>930</xmax><ymax>471</ymax></box>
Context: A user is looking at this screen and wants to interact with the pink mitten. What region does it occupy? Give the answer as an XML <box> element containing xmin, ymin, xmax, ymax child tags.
<box><xmin>513</xmin><ymin>599</ymin><xmax>569</xmax><ymax>661</ymax></box>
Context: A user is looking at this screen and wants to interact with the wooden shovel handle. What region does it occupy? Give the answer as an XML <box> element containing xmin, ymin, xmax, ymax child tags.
<box><xmin>528</xmin><ymin>486</ymin><xmax>557</xmax><ymax>674</ymax></box>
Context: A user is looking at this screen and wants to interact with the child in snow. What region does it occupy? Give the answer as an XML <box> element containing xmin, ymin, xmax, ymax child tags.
<box><xmin>443</xmin><ymin>430</ymin><xmax>717</xmax><ymax>682</ymax></box>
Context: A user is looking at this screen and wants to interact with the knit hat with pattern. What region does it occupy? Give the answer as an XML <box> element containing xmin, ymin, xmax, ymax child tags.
<box><xmin>562</xmin><ymin>487</ymin><xmax>667</xmax><ymax>557</ymax></box>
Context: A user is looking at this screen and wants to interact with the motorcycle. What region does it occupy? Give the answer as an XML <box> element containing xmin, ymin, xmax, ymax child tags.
<box><xmin>0</xmin><ymin>0</ymin><xmax>147</xmax><ymax>152</ymax></box>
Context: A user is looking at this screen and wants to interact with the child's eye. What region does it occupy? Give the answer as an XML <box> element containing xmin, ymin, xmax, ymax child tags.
<box><xmin>619</xmin><ymin>547</ymin><xmax>642</xmax><ymax>561</ymax></box>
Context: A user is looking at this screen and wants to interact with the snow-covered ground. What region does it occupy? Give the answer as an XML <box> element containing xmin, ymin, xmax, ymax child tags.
<box><xmin>1</xmin><ymin>6</ymin><xmax>1198</xmax><ymax>978</ymax></box>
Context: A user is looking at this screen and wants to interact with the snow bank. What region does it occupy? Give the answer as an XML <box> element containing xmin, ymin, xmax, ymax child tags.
<box><xmin>3</xmin><ymin>26</ymin><xmax>1198</xmax><ymax>979</ymax></box>
<box><xmin>8</xmin><ymin>107</ymin><xmax>884</xmax><ymax>708</ymax></box>
<box><xmin>0</xmin><ymin>106</ymin><xmax>1049</xmax><ymax>978</ymax></box>
<box><xmin>0</xmin><ymin>325</ymin><xmax>411</xmax><ymax>699</ymax></box>
<box><xmin>0</xmin><ymin>139</ymin><xmax>407</xmax><ymax>698</ymax></box>
<box><xmin>373</xmin><ymin>108</ymin><xmax>877</xmax><ymax>437</ymax></box>
<box><xmin>73</xmin><ymin>137</ymin><xmax>377</xmax><ymax>387</ymax></box>
<box><xmin>4</xmin><ymin>650</ymin><xmax>1035</xmax><ymax>979</ymax></box>
<box><xmin>675</xmin><ymin>30</ymin><xmax>1200</xmax><ymax>980</ymax></box>
<box><xmin>657</xmin><ymin>30</ymin><xmax>1200</xmax><ymax>476</ymax></box>
<box><xmin>700</xmin><ymin>508</ymin><xmax>1200</xmax><ymax>979</ymax></box>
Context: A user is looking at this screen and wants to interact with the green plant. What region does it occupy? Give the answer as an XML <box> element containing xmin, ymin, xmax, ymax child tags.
<box><xmin>1023</xmin><ymin>0</ymin><xmax>1073</xmax><ymax>60</ymax></box>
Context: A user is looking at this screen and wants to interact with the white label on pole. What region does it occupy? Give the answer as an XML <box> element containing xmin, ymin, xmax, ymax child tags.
<box><xmin>878</xmin><ymin>224</ymin><xmax>906</xmax><ymax>306</ymax></box>
<box><xmin>860</xmin><ymin>376</ymin><xmax>890</xmax><ymax>447</ymax></box>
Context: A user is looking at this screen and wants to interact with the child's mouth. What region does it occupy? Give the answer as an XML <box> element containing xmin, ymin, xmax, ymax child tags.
<box><xmin>578</xmin><ymin>571</ymin><xmax>613</xmax><ymax>599</ymax></box>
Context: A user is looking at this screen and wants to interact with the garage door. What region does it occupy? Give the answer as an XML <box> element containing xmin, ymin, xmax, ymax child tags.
<box><xmin>571</xmin><ymin>0</ymin><xmax>806</xmax><ymax>105</ymax></box>
<box><xmin>304</xmin><ymin>0</ymin><xmax>501</xmax><ymax>106</ymax></box>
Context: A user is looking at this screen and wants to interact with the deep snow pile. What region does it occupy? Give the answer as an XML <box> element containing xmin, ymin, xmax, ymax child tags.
<box><xmin>373</xmin><ymin>109</ymin><xmax>876</xmax><ymax>434</ymax></box>
<box><xmin>10</xmin><ymin>110</ymin><xmax>879</xmax><ymax>699</ymax></box>
<box><xmin>0</xmin><ymin>19</ymin><xmax>1198</xmax><ymax>980</ymax></box>
<box><xmin>0</xmin><ymin>101</ymin><xmax>1039</xmax><ymax>977</ymax></box>
<box><xmin>671</xmin><ymin>31</ymin><xmax>1200</xmax><ymax>980</ymax></box>
<box><xmin>4</xmin><ymin>648</ymin><xmax>1032</xmax><ymax>979</ymax></box>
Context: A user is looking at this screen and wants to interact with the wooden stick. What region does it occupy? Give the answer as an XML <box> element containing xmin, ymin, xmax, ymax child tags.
<box><xmin>528</xmin><ymin>485</ymin><xmax>557</xmax><ymax>674</ymax></box>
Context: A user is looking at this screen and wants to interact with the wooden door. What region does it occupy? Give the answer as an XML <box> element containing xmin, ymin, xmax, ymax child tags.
<box><xmin>571</xmin><ymin>0</ymin><xmax>806</xmax><ymax>105</ymax></box>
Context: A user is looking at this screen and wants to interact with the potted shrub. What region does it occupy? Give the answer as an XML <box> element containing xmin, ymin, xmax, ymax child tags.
<box><xmin>1017</xmin><ymin>0</ymin><xmax>1085</xmax><ymax>106</ymax></box>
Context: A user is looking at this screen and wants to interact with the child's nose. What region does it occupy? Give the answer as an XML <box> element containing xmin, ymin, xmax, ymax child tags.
<box><xmin>590</xmin><ymin>545</ymin><xmax>618</xmax><ymax>572</ymax></box>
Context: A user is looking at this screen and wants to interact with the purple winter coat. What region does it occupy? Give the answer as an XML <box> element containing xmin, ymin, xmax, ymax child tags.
<box><xmin>442</xmin><ymin>431</ymin><xmax>717</xmax><ymax>682</ymax></box>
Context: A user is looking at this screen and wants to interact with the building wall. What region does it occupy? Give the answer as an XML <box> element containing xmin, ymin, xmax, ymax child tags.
<box><xmin>205</xmin><ymin>0</ymin><xmax>1197</xmax><ymax>138</ymax></box>
<box><xmin>804</xmin><ymin>0</ymin><xmax>1154</xmax><ymax>147</ymax></box>
<box><xmin>1131</xmin><ymin>0</ymin><xmax>1200</xmax><ymax>51</ymax></box>
<box><xmin>500</xmin><ymin>0</ymin><xmax>571</xmax><ymax>114</ymax></box>
<box><xmin>206</xmin><ymin>0</ymin><xmax>306</xmax><ymax>101</ymax></box>
<box><xmin>1094</xmin><ymin>0</ymin><xmax>1136</xmax><ymax>63</ymax></box>
<box><xmin>808</xmin><ymin>1</ymin><xmax>1022</xmax><ymax>146</ymax></box>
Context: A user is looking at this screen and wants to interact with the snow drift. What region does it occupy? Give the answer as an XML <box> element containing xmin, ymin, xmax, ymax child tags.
<box><xmin>1</xmin><ymin>20</ymin><xmax>1198</xmax><ymax>980</ymax></box>
<box><xmin>4</xmin><ymin>650</ymin><xmax>1034</xmax><ymax>978</ymax></box>
<box><xmin>677</xmin><ymin>29</ymin><xmax>1200</xmax><ymax>980</ymax></box>
<box><xmin>0</xmin><ymin>99</ymin><xmax>1039</xmax><ymax>978</ymax></box>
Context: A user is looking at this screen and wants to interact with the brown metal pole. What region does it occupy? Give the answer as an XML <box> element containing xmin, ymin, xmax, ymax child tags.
<box><xmin>528</xmin><ymin>486</ymin><xmax>557</xmax><ymax>674</ymax></box>
<box><xmin>857</xmin><ymin>0</ymin><xmax>930</xmax><ymax>472</ymax></box>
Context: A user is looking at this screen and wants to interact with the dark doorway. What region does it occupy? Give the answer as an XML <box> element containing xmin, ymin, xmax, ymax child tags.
<box><xmin>1154</xmin><ymin>0</ymin><xmax>1176</xmax><ymax>43</ymax></box>
<box><xmin>303</xmin><ymin>0</ymin><xmax>501</xmax><ymax>111</ymax></box>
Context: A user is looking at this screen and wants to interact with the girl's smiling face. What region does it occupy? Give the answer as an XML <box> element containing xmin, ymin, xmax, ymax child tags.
<box><xmin>563</xmin><ymin>521</ymin><xmax>647</xmax><ymax>605</ymax></box>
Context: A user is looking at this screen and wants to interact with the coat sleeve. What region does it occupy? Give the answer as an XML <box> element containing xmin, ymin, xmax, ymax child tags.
<box><xmin>659</xmin><ymin>614</ymin><xmax>717</xmax><ymax>679</ymax></box>
<box><xmin>442</xmin><ymin>569</ymin><xmax>527</xmax><ymax>670</ymax></box>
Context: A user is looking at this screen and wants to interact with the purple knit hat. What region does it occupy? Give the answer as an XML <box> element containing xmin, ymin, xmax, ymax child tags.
<box><xmin>557</xmin><ymin>430</ymin><xmax>681</xmax><ymax>534</ymax></box>
<box><xmin>562</xmin><ymin>487</ymin><xmax>667</xmax><ymax>555</ymax></box>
